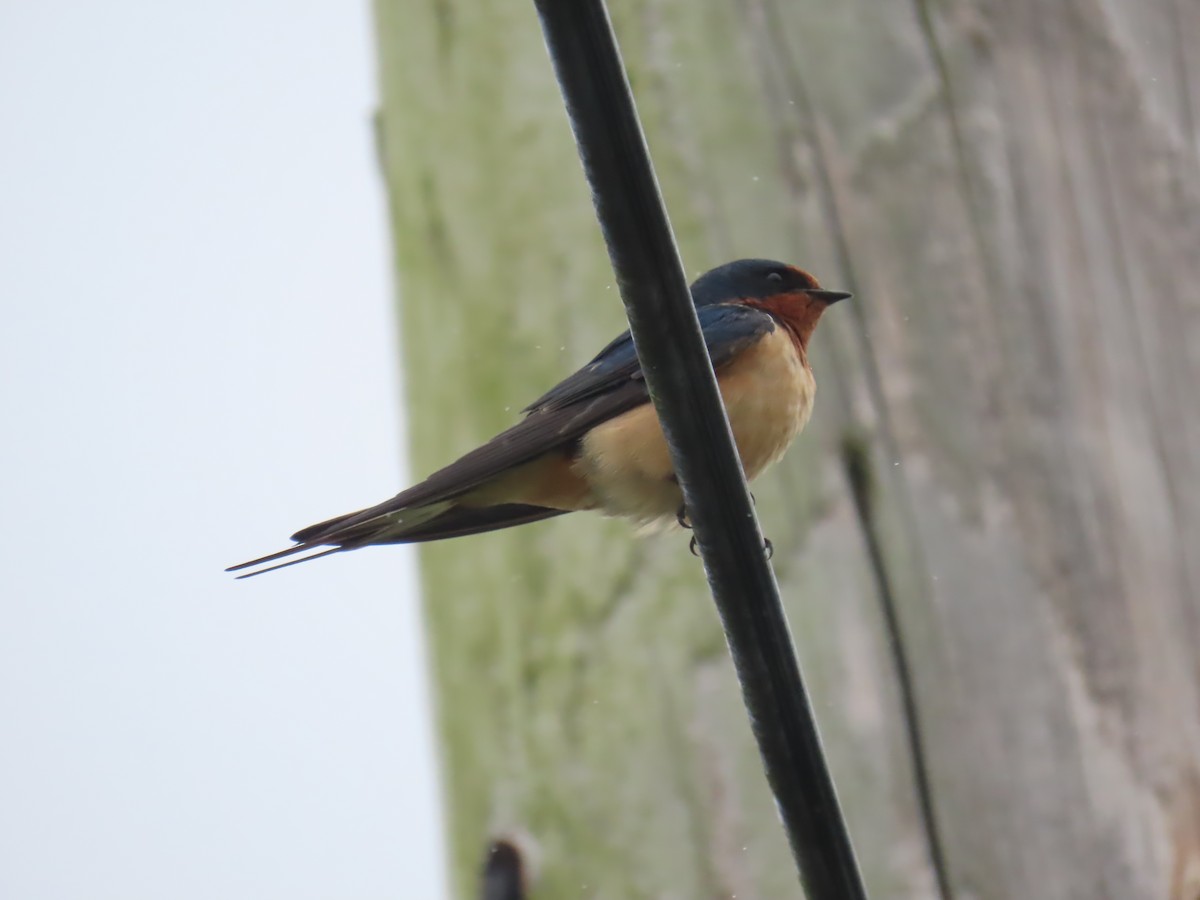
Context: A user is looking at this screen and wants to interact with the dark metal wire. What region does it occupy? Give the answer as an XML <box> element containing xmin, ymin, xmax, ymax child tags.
<box><xmin>530</xmin><ymin>1</ymin><xmax>868</xmax><ymax>896</ymax></box>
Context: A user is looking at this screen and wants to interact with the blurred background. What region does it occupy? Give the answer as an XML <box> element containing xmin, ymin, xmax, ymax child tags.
<box><xmin>0</xmin><ymin>2</ymin><xmax>444</xmax><ymax>898</ymax></box>
<box><xmin>376</xmin><ymin>2</ymin><xmax>1200</xmax><ymax>899</ymax></box>
<box><xmin>5</xmin><ymin>1</ymin><xmax>1200</xmax><ymax>899</ymax></box>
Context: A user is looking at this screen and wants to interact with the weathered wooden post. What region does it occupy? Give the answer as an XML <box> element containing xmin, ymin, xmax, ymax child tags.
<box><xmin>374</xmin><ymin>1</ymin><xmax>1200</xmax><ymax>896</ymax></box>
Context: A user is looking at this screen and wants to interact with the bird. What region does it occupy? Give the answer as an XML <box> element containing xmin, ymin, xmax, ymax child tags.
<box><xmin>228</xmin><ymin>259</ymin><xmax>849</xmax><ymax>578</ymax></box>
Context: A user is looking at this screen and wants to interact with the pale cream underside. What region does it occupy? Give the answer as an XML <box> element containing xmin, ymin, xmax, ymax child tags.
<box><xmin>573</xmin><ymin>326</ymin><xmax>815</xmax><ymax>526</ymax></box>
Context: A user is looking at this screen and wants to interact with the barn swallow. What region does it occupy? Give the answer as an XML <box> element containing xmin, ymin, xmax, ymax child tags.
<box><xmin>229</xmin><ymin>259</ymin><xmax>848</xmax><ymax>577</ymax></box>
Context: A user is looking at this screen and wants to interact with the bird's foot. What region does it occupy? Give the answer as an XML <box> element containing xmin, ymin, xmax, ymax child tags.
<box><xmin>682</xmin><ymin>503</ymin><xmax>772</xmax><ymax>558</ymax></box>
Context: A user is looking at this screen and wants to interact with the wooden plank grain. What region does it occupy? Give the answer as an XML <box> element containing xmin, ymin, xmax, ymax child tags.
<box><xmin>756</xmin><ymin>0</ymin><xmax>1200</xmax><ymax>895</ymax></box>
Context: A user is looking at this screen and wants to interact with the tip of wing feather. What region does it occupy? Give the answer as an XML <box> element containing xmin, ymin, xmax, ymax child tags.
<box><xmin>228</xmin><ymin>501</ymin><xmax>454</xmax><ymax>579</ymax></box>
<box><xmin>290</xmin><ymin>511</ymin><xmax>358</xmax><ymax>544</ymax></box>
<box><xmin>290</xmin><ymin>500</ymin><xmax>453</xmax><ymax>545</ymax></box>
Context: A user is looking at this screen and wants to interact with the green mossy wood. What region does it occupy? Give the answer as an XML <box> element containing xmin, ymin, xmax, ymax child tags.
<box><xmin>374</xmin><ymin>1</ymin><xmax>1200</xmax><ymax>897</ymax></box>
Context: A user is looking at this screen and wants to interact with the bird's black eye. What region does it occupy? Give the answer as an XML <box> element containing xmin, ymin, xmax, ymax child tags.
<box><xmin>766</xmin><ymin>271</ymin><xmax>784</xmax><ymax>284</ymax></box>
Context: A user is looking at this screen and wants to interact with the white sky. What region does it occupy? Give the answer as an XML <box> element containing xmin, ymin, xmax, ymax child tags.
<box><xmin>0</xmin><ymin>2</ymin><xmax>446</xmax><ymax>897</ymax></box>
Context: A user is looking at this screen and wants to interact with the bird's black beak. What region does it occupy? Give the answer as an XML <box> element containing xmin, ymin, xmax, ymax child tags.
<box><xmin>804</xmin><ymin>289</ymin><xmax>852</xmax><ymax>304</ymax></box>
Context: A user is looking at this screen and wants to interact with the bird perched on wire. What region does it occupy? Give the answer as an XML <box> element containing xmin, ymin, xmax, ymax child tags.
<box><xmin>229</xmin><ymin>259</ymin><xmax>848</xmax><ymax>577</ymax></box>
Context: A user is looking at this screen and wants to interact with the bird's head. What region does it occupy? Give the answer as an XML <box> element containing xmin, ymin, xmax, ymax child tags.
<box><xmin>691</xmin><ymin>258</ymin><xmax>850</xmax><ymax>349</ymax></box>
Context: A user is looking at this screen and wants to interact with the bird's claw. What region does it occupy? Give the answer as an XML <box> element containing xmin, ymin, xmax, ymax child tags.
<box><xmin>676</xmin><ymin>504</ymin><xmax>692</xmax><ymax>530</ymax></box>
<box><xmin>680</xmin><ymin>494</ymin><xmax>770</xmax><ymax>558</ymax></box>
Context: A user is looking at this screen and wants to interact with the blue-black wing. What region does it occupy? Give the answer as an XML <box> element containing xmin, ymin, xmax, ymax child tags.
<box><xmin>526</xmin><ymin>303</ymin><xmax>775</xmax><ymax>411</ymax></box>
<box><xmin>229</xmin><ymin>303</ymin><xmax>776</xmax><ymax>572</ymax></box>
<box><xmin>297</xmin><ymin>303</ymin><xmax>775</xmax><ymax>536</ymax></box>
